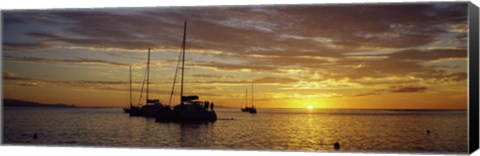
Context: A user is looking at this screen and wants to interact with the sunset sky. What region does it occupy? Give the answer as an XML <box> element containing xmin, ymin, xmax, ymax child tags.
<box><xmin>2</xmin><ymin>3</ymin><xmax>469</xmax><ymax>109</ymax></box>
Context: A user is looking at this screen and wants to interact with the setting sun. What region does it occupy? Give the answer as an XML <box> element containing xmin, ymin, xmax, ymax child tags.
<box><xmin>307</xmin><ymin>105</ymin><xmax>314</xmax><ymax>109</ymax></box>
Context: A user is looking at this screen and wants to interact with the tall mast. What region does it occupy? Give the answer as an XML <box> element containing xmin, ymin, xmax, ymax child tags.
<box><xmin>245</xmin><ymin>88</ymin><xmax>248</xmax><ymax>108</ymax></box>
<box><xmin>180</xmin><ymin>21</ymin><xmax>187</xmax><ymax>105</ymax></box>
<box><xmin>146</xmin><ymin>48</ymin><xmax>151</xmax><ymax>103</ymax></box>
<box><xmin>251</xmin><ymin>84</ymin><xmax>254</xmax><ymax>107</ymax></box>
<box><xmin>129</xmin><ymin>66</ymin><xmax>132</xmax><ymax>107</ymax></box>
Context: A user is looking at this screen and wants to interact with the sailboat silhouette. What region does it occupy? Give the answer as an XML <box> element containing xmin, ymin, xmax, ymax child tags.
<box><xmin>129</xmin><ymin>48</ymin><xmax>171</xmax><ymax>117</ymax></box>
<box><xmin>241</xmin><ymin>84</ymin><xmax>257</xmax><ymax>113</ymax></box>
<box><xmin>155</xmin><ymin>21</ymin><xmax>217</xmax><ymax>122</ymax></box>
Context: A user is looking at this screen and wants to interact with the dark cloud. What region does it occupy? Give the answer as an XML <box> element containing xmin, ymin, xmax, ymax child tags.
<box><xmin>3</xmin><ymin>42</ymin><xmax>50</xmax><ymax>51</ymax></box>
<box><xmin>3</xmin><ymin>71</ymin><xmax>46</xmax><ymax>87</ymax></box>
<box><xmin>3</xmin><ymin>3</ymin><xmax>467</xmax><ymax>53</ymax></box>
<box><xmin>389</xmin><ymin>86</ymin><xmax>427</xmax><ymax>93</ymax></box>
<box><xmin>192</xmin><ymin>76</ymin><xmax>299</xmax><ymax>85</ymax></box>
<box><xmin>277</xmin><ymin>3</ymin><xmax>466</xmax><ymax>47</ymax></box>
<box><xmin>249</xmin><ymin>55</ymin><xmax>332</xmax><ymax>69</ymax></box>
<box><xmin>18</xmin><ymin>81</ymin><xmax>46</xmax><ymax>87</ymax></box>
<box><xmin>414</xmin><ymin>71</ymin><xmax>467</xmax><ymax>82</ymax></box>
<box><xmin>252</xmin><ymin>76</ymin><xmax>298</xmax><ymax>84</ymax></box>
<box><xmin>27</xmin><ymin>32</ymin><xmax>61</xmax><ymax>39</ymax></box>
<box><xmin>4</xmin><ymin>71</ymin><xmax>297</xmax><ymax>93</ymax></box>
<box><xmin>3</xmin><ymin>71</ymin><xmax>32</xmax><ymax>81</ymax></box>
<box><xmin>389</xmin><ymin>49</ymin><xmax>467</xmax><ymax>61</ymax></box>
<box><xmin>192</xmin><ymin>74</ymin><xmax>233</xmax><ymax>79</ymax></box>
<box><xmin>196</xmin><ymin>61</ymin><xmax>280</xmax><ymax>72</ymax></box>
<box><xmin>3</xmin><ymin>16</ymin><xmax>27</xmax><ymax>24</ymax></box>
<box><xmin>354</xmin><ymin>85</ymin><xmax>428</xmax><ymax>97</ymax></box>
<box><xmin>322</xmin><ymin>48</ymin><xmax>467</xmax><ymax>81</ymax></box>
<box><xmin>58</xmin><ymin>80</ymin><xmax>128</xmax><ymax>86</ymax></box>
<box><xmin>2</xmin><ymin>3</ymin><xmax>469</xmax><ymax>91</ymax></box>
<box><xmin>354</xmin><ymin>92</ymin><xmax>382</xmax><ymax>97</ymax></box>
<box><xmin>4</xmin><ymin>55</ymin><xmax>130</xmax><ymax>67</ymax></box>
<box><xmin>3</xmin><ymin>71</ymin><xmax>128</xmax><ymax>86</ymax></box>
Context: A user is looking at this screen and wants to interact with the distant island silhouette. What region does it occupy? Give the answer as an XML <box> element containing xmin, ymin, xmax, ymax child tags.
<box><xmin>3</xmin><ymin>99</ymin><xmax>77</xmax><ymax>108</ymax></box>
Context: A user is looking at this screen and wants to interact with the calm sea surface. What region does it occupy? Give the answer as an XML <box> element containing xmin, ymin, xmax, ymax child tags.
<box><xmin>2</xmin><ymin>108</ymin><xmax>468</xmax><ymax>153</ymax></box>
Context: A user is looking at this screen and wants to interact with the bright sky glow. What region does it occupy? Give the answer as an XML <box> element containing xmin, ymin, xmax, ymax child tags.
<box><xmin>2</xmin><ymin>3</ymin><xmax>469</xmax><ymax>109</ymax></box>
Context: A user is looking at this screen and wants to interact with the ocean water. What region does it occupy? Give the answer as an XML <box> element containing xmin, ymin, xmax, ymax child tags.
<box><xmin>2</xmin><ymin>108</ymin><xmax>468</xmax><ymax>153</ymax></box>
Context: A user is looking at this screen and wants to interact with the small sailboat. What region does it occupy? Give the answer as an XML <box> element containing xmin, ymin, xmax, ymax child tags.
<box><xmin>240</xmin><ymin>88</ymin><xmax>252</xmax><ymax>112</ymax></box>
<box><xmin>125</xmin><ymin>66</ymin><xmax>143</xmax><ymax>115</ymax></box>
<box><xmin>140</xmin><ymin>48</ymin><xmax>171</xmax><ymax>117</ymax></box>
<box><xmin>248</xmin><ymin>84</ymin><xmax>257</xmax><ymax>114</ymax></box>
<box><xmin>156</xmin><ymin>21</ymin><xmax>216</xmax><ymax>122</ymax></box>
<box><xmin>130</xmin><ymin>48</ymin><xmax>172</xmax><ymax>117</ymax></box>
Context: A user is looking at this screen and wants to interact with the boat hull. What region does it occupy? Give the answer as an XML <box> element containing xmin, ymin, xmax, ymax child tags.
<box><xmin>128</xmin><ymin>106</ymin><xmax>143</xmax><ymax>116</ymax></box>
<box><xmin>123</xmin><ymin>108</ymin><xmax>130</xmax><ymax>113</ymax></box>
<box><xmin>241</xmin><ymin>107</ymin><xmax>252</xmax><ymax>112</ymax></box>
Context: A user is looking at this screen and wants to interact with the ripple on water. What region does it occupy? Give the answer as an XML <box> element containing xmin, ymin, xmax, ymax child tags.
<box><xmin>3</xmin><ymin>108</ymin><xmax>468</xmax><ymax>153</ymax></box>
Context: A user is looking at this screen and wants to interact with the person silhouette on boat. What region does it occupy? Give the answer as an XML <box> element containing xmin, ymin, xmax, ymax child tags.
<box><xmin>210</xmin><ymin>102</ymin><xmax>214</xmax><ymax>111</ymax></box>
<box><xmin>204</xmin><ymin>101</ymin><xmax>208</xmax><ymax>110</ymax></box>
